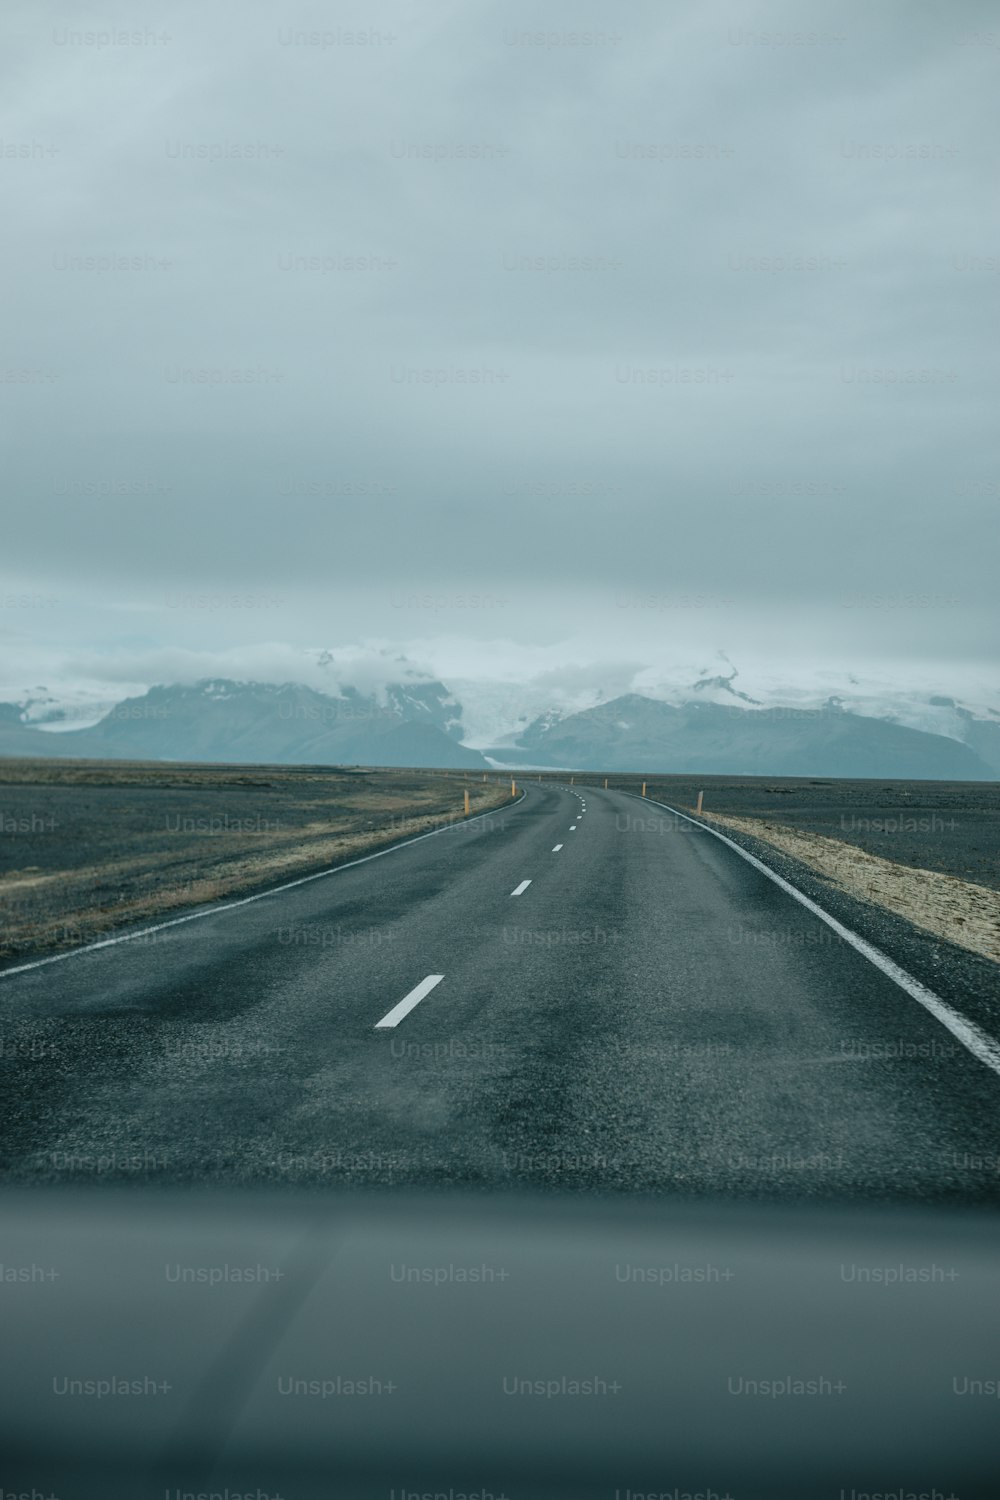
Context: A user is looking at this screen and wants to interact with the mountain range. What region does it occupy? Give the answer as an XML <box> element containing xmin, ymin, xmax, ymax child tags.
<box><xmin>0</xmin><ymin>674</ymin><xmax>997</xmax><ymax>778</ymax></box>
<box><xmin>0</xmin><ymin>681</ymin><xmax>487</xmax><ymax>769</ymax></box>
<box><xmin>499</xmin><ymin>694</ymin><xmax>996</xmax><ymax>779</ymax></box>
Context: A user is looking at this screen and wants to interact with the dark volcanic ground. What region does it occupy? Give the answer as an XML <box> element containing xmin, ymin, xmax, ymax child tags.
<box><xmin>536</xmin><ymin>774</ymin><xmax>1000</xmax><ymax>892</ymax></box>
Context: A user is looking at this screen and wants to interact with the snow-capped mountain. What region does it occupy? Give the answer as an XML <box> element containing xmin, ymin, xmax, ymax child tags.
<box><xmin>0</xmin><ymin>679</ymin><xmax>485</xmax><ymax>769</ymax></box>
<box><xmin>503</xmin><ymin>694</ymin><xmax>995</xmax><ymax>779</ymax></box>
<box><xmin>0</xmin><ymin>650</ymin><xmax>997</xmax><ymax>776</ymax></box>
<box><xmin>636</xmin><ymin>657</ymin><xmax>1000</xmax><ymax>736</ymax></box>
<box><xmin>457</xmin><ymin>654</ymin><xmax>1000</xmax><ymax>773</ymax></box>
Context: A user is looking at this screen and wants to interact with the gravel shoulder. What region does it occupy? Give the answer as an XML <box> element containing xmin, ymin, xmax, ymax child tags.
<box><xmin>700</xmin><ymin>810</ymin><xmax>1000</xmax><ymax>966</ymax></box>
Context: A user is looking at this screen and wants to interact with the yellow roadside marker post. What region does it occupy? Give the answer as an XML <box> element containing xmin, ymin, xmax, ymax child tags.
<box><xmin>696</xmin><ymin>790</ymin><xmax>704</xmax><ymax>814</ymax></box>
<box><xmin>642</xmin><ymin>782</ymin><xmax>647</xmax><ymax>797</ymax></box>
<box><xmin>464</xmin><ymin>790</ymin><xmax>470</xmax><ymax>815</ymax></box>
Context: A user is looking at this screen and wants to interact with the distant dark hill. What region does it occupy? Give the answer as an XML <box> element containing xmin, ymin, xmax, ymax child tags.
<box><xmin>508</xmin><ymin>695</ymin><xmax>996</xmax><ymax>779</ymax></box>
<box><xmin>0</xmin><ymin>713</ymin><xmax>69</xmax><ymax>759</ymax></box>
<box><xmin>0</xmin><ymin>681</ymin><xmax>488</xmax><ymax>769</ymax></box>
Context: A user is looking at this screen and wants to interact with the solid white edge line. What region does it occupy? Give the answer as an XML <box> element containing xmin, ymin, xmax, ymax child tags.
<box><xmin>510</xmin><ymin>879</ymin><xmax>532</xmax><ymax>896</ymax></box>
<box><xmin>0</xmin><ymin>789</ymin><xmax>530</xmax><ymax>980</ymax></box>
<box><xmin>374</xmin><ymin>973</ymin><xmax>444</xmax><ymax>1029</ymax></box>
<box><xmin>633</xmin><ymin>792</ymin><xmax>1000</xmax><ymax>1081</ymax></box>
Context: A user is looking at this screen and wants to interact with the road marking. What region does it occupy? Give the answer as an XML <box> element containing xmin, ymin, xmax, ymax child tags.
<box><xmin>552</xmin><ymin>844</ymin><xmax>563</xmax><ymax>852</ymax></box>
<box><xmin>638</xmin><ymin>793</ymin><xmax>1000</xmax><ymax>1082</ymax></box>
<box><xmin>0</xmin><ymin>792</ymin><xmax>529</xmax><ymax>981</ymax></box>
<box><xmin>510</xmin><ymin>879</ymin><xmax>532</xmax><ymax>896</ymax></box>
<box><xmin>570</xmin><ymin>825</ymin><xmax>577</xmax><ymax>831</ymax></box>
<box><xmin>375</xmin><ymin>974</ymin><xmax>444</xmax><ymax>1029</ymax></box>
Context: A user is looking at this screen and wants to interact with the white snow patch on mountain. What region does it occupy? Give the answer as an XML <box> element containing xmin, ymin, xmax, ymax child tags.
<box><xmin>2</xmin><ymin>640</ymin><xmax>996</xmax><ymax>752</ymax></box>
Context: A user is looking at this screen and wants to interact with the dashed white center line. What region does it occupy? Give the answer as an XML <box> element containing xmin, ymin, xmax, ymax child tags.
<box><xmin>569</xmin><ymin>825</ymin><xmax>577</xmax><ymax>831</ymax></box>
<box><xmin>510</xmin><ymin>879</ymin><xmax>532</xmax><ymax>896</ymax></box>
<box><xmin>375</xmin><ymin>973</ymin><xmax>444</xmax><ymax>1029</ymax></box>
<box><xmin>552</xmin><ymin>844</ymin><xmax>563</xmax><ymax>852</ymax></box>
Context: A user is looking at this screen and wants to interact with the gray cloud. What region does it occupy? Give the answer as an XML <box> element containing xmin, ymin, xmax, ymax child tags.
<box><xmin>1</xmin><ymin>0</ymin><xmax>997</xmax><ymax>698</ymax></box>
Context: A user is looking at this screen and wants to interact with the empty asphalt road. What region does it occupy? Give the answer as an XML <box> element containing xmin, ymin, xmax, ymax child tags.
<box><xmin>3</xmin><ymin>782</ymin><xmax>1000</xmax><ymax>1201</ymax></box>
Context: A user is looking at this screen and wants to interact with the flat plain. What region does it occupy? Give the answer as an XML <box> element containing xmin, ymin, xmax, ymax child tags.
<box><xmin>0</xmin><ymin>759</ymin><xmax>511</xmax><ymax>961</ymax></box>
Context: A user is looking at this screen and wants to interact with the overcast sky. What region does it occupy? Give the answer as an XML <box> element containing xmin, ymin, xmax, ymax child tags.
<box><xmin>2</xmin><ymin>0</ymin><xmax>998</xmax><ymax>707</ymax></box>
